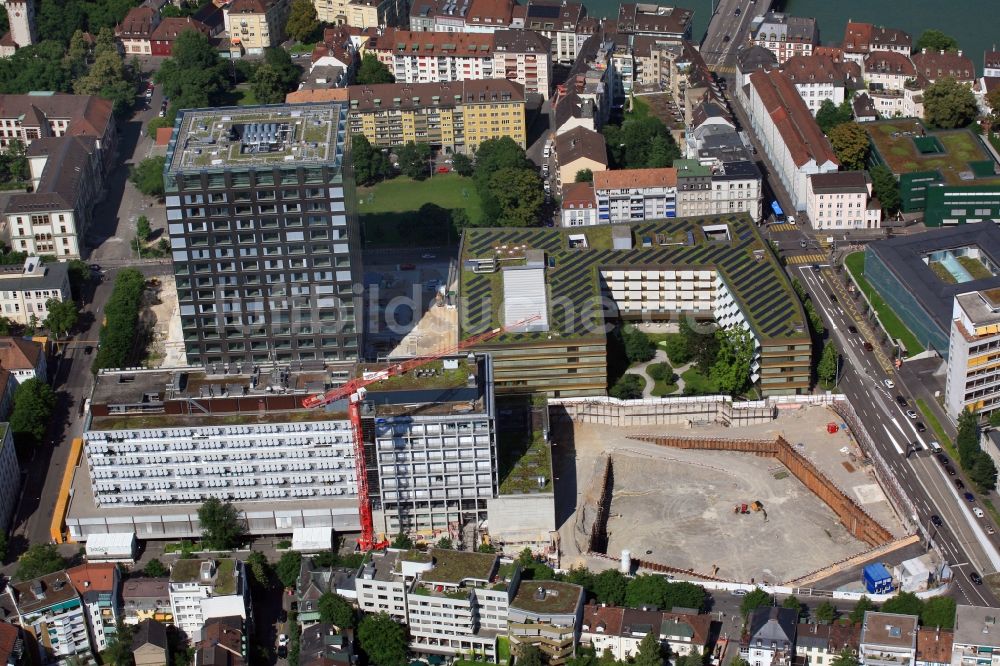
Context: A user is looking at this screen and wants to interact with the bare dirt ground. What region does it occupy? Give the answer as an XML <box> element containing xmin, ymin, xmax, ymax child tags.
<box><xmin>556</xmin><ymin>405</ymin><xmax>905</xmax><ymax>583</ymax></box>
<box><xmin>144</xmin><ymin>277</ymin><xmax>186</xmax><ymax>368</ymax></box>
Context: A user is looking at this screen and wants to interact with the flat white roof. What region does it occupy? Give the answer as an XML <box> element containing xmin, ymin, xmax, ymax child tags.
<box><xmin>502</xmin><ymin>266</ymin><xmax>549</xmax><ymax>332</ymax></box>
<box><xmin>292</xmin><ymin>526</ymin><xmax>334</xmax><ymax>552</ymax></box>
<box><xmin>84</xmin><ymin>531</ymin><xmax>137</xmax><ymax>556</ymax></box>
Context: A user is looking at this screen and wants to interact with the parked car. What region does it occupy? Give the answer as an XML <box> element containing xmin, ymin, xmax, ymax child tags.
<box><xmin>930</xmin><ymin>514</ymin><xmax>942</xmax><ymax>526</ymax></box>
<box><xmin>946</xmin><ymin>466</ymin><xmax>957</xmax><ymax>476</ymax></box>
<box><xmin>970</xmin><ymin>571</ymin><xmax>983</xmax><ymax>585</ymax></box>
<box><xmin>730</xmin><ymin>589</ymin><xmax>747</xmax><ymax>596</ymax></box>
<box><xmin>937</xmin><ymin>453</ymin><xmax>949</xmax><ymax>465</ymax></box>
<box><xmin>988</xmin><ymin>525</ymin><xmax>996</xmax><ymax>535</ymax></box>
<box><xmin>974</xmin><ymin>507</ymin><xmax>985</xmax><ymax>518</ymax></box>
<box><xmin>895</xmin><ymin>395</ymin><xmax>907</xmax><ymax>407</ymax></box>
<box><xmin>277</xmin><ymin>645</ymin><xmax>288</xmax><ymax>659</ymax></box>
<box><xmin>955</xmin><ymin>479</ymin><xmax>965</xmax><ymax>489</ymax></box>
<box><xmin>965</xmin><ymin>492</ymin><xmax>976</xmax><ymax>503</ymax></box>
<box><xmin>883</xmin><ymin>379</ymin><xmax>895</xmax><ymax>389</ymax></box>
<box><xmin>829</xmin><ymin>293</ymin><xmax>838</xmax><ymax>302</ymax></box>
<box><xmin>916</xmin><ymin>422</ymin><xmax>926</xmax><ymax>433</ymax></box>
<box><xmin>278</xmin><ymin>635</ymin><xmax>289</xmax><ymax>648</ymax></box>
<box><xmin>905</xmin><ymin>409</ymin><xmax>917</xmax><ymax>419</ymax></box>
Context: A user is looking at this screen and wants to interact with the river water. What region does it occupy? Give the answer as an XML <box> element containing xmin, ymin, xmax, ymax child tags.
<box><xmin>578</xmin><ymin>0</ymin><xmax>994</xmax><ymax>71</ymax></box>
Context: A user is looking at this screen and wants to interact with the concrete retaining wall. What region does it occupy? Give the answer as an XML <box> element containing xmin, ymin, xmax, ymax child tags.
<box><xmin>487</xmin><ymin>494</ymin><xmax>556</xmax><ymax>545</ymax></box>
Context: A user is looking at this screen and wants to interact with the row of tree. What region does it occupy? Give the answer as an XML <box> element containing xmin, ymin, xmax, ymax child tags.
<box><xmin>92</xmin><ymin>268</ymin><xmax>146</xmax><ymax>373</ymax></box>
<box><xmin>956</xmin><ymin>410</ymin><xmax>999</xmax><ymax>492</ymax></box>
<box><xmin>739</xmin><ymin>588</ymin><xmax>956</xmax><ymax>629</ymax></box>
<box><xmin>602</xmin><ymin>112</ymin><xmax>681</xmax><ymax>170</ymax></box>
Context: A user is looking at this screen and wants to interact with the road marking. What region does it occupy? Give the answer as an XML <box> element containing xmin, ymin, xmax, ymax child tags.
<box><xmin>786</xmin><ymin>253</ymin><xmax>828</xmax><ymax>265</ymax></box>
<box><xmin>882</xmin><ymin>424</ymin><xmax>904</xmax><ymax>455</ymax></box>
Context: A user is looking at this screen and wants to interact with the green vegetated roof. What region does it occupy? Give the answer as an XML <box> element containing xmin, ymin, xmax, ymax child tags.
<box><xmin>170</xmin><ymin>559</ymin><xmax>238</xmax><ymax>595</ymax></box>
<box><xmin>421</xmin><ymin>548</ymin><xmax>498</xmax><ymax>585</ymax></box>
<box><xmin>867</xmin><ymin>119</ymin><xmax>1000</xmax><ymax>186</ymax></box>
<box><xmin>511</xmin><ymin>580</ymin><xmax>582</xmax><ymax>615</ymax></box>
<box><xmin>459</xmin><ymin>214</ymin><xmax>807</xmax><ymax>343</ymax></box>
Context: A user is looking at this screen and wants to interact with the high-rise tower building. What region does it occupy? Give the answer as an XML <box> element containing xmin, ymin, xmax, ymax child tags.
<box><xmin>163</xmin><ymin>103</ymin><xmax>362</xmax><ymax>370</ymax></box>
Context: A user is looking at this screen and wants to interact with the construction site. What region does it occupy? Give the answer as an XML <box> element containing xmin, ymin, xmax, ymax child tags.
<box><xmin>555</xmin><ymin>403</ymin><xmax>908</xmax><ymax>584</ymax></box>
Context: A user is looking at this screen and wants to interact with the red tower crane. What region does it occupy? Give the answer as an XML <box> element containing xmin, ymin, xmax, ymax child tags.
<box><xmin>301</xmin><ymin>316</ymin><xmax>539</xmax><ymax>551</ymax></box>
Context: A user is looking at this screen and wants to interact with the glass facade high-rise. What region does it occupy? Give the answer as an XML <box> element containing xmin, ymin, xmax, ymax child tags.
<box><xmin>163</xmin><ymin>103</ymin><xmax>361</xmax><ymax>369</ymax></box>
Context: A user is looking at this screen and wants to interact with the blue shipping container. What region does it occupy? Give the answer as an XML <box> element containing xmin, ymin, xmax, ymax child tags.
<box><xmin>863</xmin><ymin>563</ymin><xmax>894</xmax><ymax>594</ymax></box>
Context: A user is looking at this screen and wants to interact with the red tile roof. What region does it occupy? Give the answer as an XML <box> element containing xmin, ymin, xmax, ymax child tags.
<box><xmin>916</xmin><ymin>627</ymin><xmax>953</xmax><ymax>665</ymax></box>
<box><xmin>150</xmin><ymin>17</ymin><xmax>209</xmax><ymax>42</ymax></box>
<box><xmin>67</xmin><ymin>563</ymin><xmax>117</xmax><ymax>594</ymax></box>
<box><xmin>594</xmin><ymin>167</ymin><xmax>677</xmax><ymax>190</ymax></box>
<box><xmin>863</xmin><ymin>51</ymin><xmax>916</xmax><ymax>77</ymax></box>
<box><xmin>374</xmin><ymin>29</ymin><xmax>495</xmax><ymax>57</ymax></box>
<box><xmin>0</xmin><ymin>337</ymin><xmax>42</xmax><ymax>371</ymax></box>
<box><xmin>466</xmin><ymin>0</ymin><xmax>513</xmax><ymax>26</ymax></box>
<box><xmin>561</xmin><ymin>181</ymin><xmax>595</xmax><ymax>208</ymax></box>
<box><xmin>749</xmin><ymin>69</ymin><xmax>838</xmax><ymax>169</ymax></box>
<box><xmin>781</xmin><ymin>53</ymin><xmax>860</xmax><ymax>86</ymax></box>
<box><xmin>117</xmin><ymin>5</ymin><xmax>159</xmax><ymax>39</ymax></box>
<box><xmin>911</xmin><ymin>50</ymin><xmax>975</xmax><ymax>82</ymax></box>
<box><xmin>582</xmin><ymin>604</ymin><xmax>625</xmax><ymax>635</ymax></box>
<box><xmin>0</xmin><ymin>624</ymin><xmax>21</xmax><ymax>665</ymax></box>
<box><xmin>843</xmin><ymin>22</ymin><xmax>911</xmax><ymax>54</ymax></box>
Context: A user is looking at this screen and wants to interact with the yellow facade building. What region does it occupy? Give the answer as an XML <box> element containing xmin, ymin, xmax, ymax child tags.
<box><xmin>224</xmin><ymin>0</ymin><xmax>290</xmax><ymax>56</ymax></box>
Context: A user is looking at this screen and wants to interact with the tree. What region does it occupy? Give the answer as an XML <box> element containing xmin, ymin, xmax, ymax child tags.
<box><xmin>391</xmin><ymin>533</ymin><xmax>413</xmax><ymax>549</ymax></box>
<box><xmin>817</xmin><ymin>342</ymin><xmax>839</xmax><ymax>387</ymax></box>
<box><xmin>986</xmin><ymin>88</ymin><xmax>1000</xmax><ymax>127</ymax></box>
<box><xmin>681</xmin><ymin>318</ymin><xmax>719</xmax><ymax>373</ymax></box>
<box><xmin>991</xmin><ymin>410</ymin><xmax>1000</xmax><ymax>428</ymax></box>
<box><xmin>626</xmin><ymin>574</ymin><xmax>669</xmax><ymax>608</ymax></box>
<box><xmin>870</xmin><ymin>165</ymin><xmax>900</xmax><ymax>214</ymax></box>
<box><xmin>645</xmin><ymin>134</ymin><xmax>677</xmax><ymax>168</ymax></box>
<box><xmin>610</xmin><ymin>373</ymin><xmax>645</xmax><ymax>400</ymax></box>
<box><xmin>564</xmin><ymin>566</ymin><xmax>595</xmax><ymax>592</ymax></box>
<box><xmin>923</xmin><ymin>78</ymin><xmax>979</xmax><ymax>129</ymax></box>
<box><xmin>828</xmin><ymin>122</ymin><xmax>870</xmax><ymax>170</ymax></box>
<box><xmin>250</xmin><ymin>64</ymin><xmax>287</xmax><ymax>105</ymax></box>
<box><xmin>603</xmin><ymin>115</ymin><xmax>679</xmax><ymax>169</ymax></box>
<box><xmin>478</xmin><ymin>542</ymin><xmax>497</xmax><ymax>553</ymax></box>
<box><xmin>814</xmin><ymin>600</ymin><xmax>837</xmax><ymax>624</ymax></box>
<box><xmin>920</xmin><ymin>596</ymin><xmax>957</xmax><ymax>629</ymax></box>
<box><xmin>358</xmin><ymin>613</ymin><xmax>408</xmax><ymax>666</ymax></box>
<box><xmin>154</xmin><ymin>31</ymin><xmax>228</xmax><ymax>111</ymax></box>
<box><xmin>130</xmin><ymin>156</ymin><xmax>166</xmax><ymax>198</ymax></box>
<box><xmin>437</xmin><ymin>537</ymin><xmax>453</xmax><ymax>549</ymax></box>
<box><xmin>849</xmin><ymin>595</ymin><xmax>877</xmax><ymax>624</ymax></box>
<box><xmin>623</xmin><ymin>325</ymin><xmax>655</xmax><ymax>363</ymax></box>
<box><xmin>10</xmin><ymin>378</ymin><xmax>57</xmax><ymax>446</ymax></box>
<box><xmin>915</xmin><ymin>30</ymin><xmax>959</xmax><ymax>53</ymax></box>
<box><xmin>957</xmin><ymin>408</ymin><xmax>980</xmax><ymax>469</ymax></box>
<box><xmin>487</xmin><ymin>167</ymin><xmax>544</xmax><ymax>227</ymax></box>
<box><xmin>246</xmin><ymin>551</ymin><xmax>270</xmax><ymax>588</ymax></box>
<box><xmin>881</xmin><ymin>591</ymin><xmax>922</xmax><ymax>617</ymax></box>
<box><xmin>452</xmin><ymin>152</ymin><xmax>473</xmax><ymax>177</ymax></box>
<box><xmin>830</xmin><ymin>648</ymin><xmax>859</xmax><ymax>666</ymax></box>
<box><xmin>473</xmin><ymin>137</ymin><xmax>529</xmax><ymax>183</ymax></box>
<box><xmin>144</xmin><ymin>558</ymin><xmax>168</xmax><ymax>577</ymax></box>
<box><xmin>44</xmin><ymin>298</ymin><xmax>79</xmax><ymax>338</ymax></box>
<box><xmin>15</xmin><ymin>543</ymin><xmax>67</xmax><ymax>581</ymax></box>
<box><xmin>634</xmin><ymin>631</ymin><xmax>666</xmax><ymax>666</ymax></box>
<box><xmin>0</xmin><ymin>530</ymin><xmax>7</xmax><ymax>563</ymax></box>
<box><xmin>593</xmin><ymin>569</ymin><xmax>628</xmax><ymax>605</ymax></box>
<box><xmin>352</xmin><ymin>134</ymin><xmax>391</xmax><ymax>186</ymax></box>
<box><xmin>816</xmin><ymin>98</ymin><xmax>854</xmax><ymax>134</ymax></box>
<box><xmin>285</xmin><ymin>0</ymin><xmax>319</xmax><ymax>43</ymax></box>
<box><xmin>262</xmin><ymin>47</ymin><xmax>301</xmax><ymax>94</ymax></box>
<box><xmin>93</xmin><ymin>268</ymin><xmax>145</xmax><ymax>372</ymax></box>
<box><xmin>318</xmin><ymin>592</ymin><xmax>356</xmax><ymax>628</ymax></box>
<box><xmin>102</xmin><ymin>618</ymin><xmax>136</xmax><ymax>666</ymax></box>
<box><xmin>664</xmin><ymin>334</ymin><xmax>690</xmax><ymax>365</ymax></box>
<box><xmin>576</xmin><ymin>168</ymin><xmax>594</xmax><ymax>183</ymax></box>
<box><xmin>781</xmin><ymin>595</ymin><xmax>802</xmax><ymax>617</ymax></box>
<box><xmin>663</xmin><ymin>581</ymin><xmax>707</xmax><ymax>612</ymax></box>
<box><xmin>710</xmin><ymin>327</ymin><xmax>755</xmax><ymax>397</ymax></box>
<box><xmin>517</xmin><ymin>645</ymin><xmax>545</xmax><ymax>666</ymax></box>
<box><xmin>276</xmin><ymin>550</ymin><xmax>302</xmax><ymax>588</ymax></box>
<box><xmin>0</xmin><ymin>41</ymin><xmax>73</xmax><ymax>95</ymax></box>
<box><xmin>969</xmin><ymin>452</ymin><xmax>998</xmax><ymax>492</ymax></box>
<box><xmin>197</xmin><ymin>497</ymin><xmax>245</xmax><ymax>550</ymax></box>
<box><xmin>740</xmin><ymin>588</ymin><xmax>772</xmax><ymax>618</ymax></box>
<box><xmin>397</xmin><ymin>141</ymin><xmax>432</xmax><ymax>180</ymax></box>
<box><xmin>137</xmin><ymin>215</ymin><xmax>152</xmax><ymax>242</ymax></box>
<box><xmin>73</xmin><ymin>27</ymin><xmax>135</xmax><ymax>117</ymax></box>
<box><xmin>356</xmin><ymin>52</ymin><xmax>394</xmax><ymax>85</ymax></box>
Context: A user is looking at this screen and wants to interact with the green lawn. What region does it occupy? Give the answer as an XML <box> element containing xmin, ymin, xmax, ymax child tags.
<box><xmin>681</xmin><ymin>367</ymin><xmax>718</xmax><ymax>395</ymax></box>
<box><xmin>844</xmin><ymin>252</ymin><xmax>925</xmax><ymax>356</ymax></box>
<box><xmin>626</xmin><ymin>95</ymin><xmax>651</xmax><ymax>119</ymax></box>
<box><xmin>358</xmin><ymin>174</ymin><xmax>483</xmax><ymax>248</ymax></box>
<box><xmin>288</xmin><ymin>42</ymin><xmax>317</xmax><ymax>54</ymax></box>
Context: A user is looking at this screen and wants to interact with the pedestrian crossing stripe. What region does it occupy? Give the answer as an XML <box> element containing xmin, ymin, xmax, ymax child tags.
<box><xmin>768</xmin><ymin>224</ymin><xmax>797</xmax><ymax>232</ymax></box>
<box><xmin>786</xmin><ymin>253</ymin><xmax>827</xmax><ymax>265</ymax></box>
<box><xmin>714</xmin><ymin>65</ymin><xmax>736</xmax><ymax>74</ymax></box>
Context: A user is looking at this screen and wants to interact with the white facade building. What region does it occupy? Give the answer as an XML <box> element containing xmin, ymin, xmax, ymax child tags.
<box><xmin>169</xmin><ymin>559</ymin><xmax>248</xmax><ymax>642</ymax></box>
<box><xmin>860</xmin><ymin>612</ymin><xmax>918</xmax><ymax>666</ymax></box>
<box><xmin>747</xmin><ymin>69</ymin><xmax>839</xmax><ymax>211</ymax></box>
<box><xmin>560</xmin><ymin>182</ymin><xmax>598</xmax><ymax>227</ymax></box>
<box><xmin>749</xmin><ymin>12</ymin><xmax>818</xmax><ymax>64</ymax></box>
<box><xmin>7</xmin><ymin>571</ymin><xmax>94</xmax><ymax>664</ymax></box>
<box><xmin>593</xmin><ymin>168</ymin><xmax>677</xmax><ymax>223</ymax></box>
<box><xmin>807</xmin><ymin>171</ymin><xmax>882</xmax><ymax>230</ymax></box>
<box><xmin>0</xmin><ymin>424</ymin><xmax>19</xmax><ymax>531</ymax></box>
<box><xmin>946</xmin><ymin>290</ymin><xmax>1000</xmax><ymax>418</ymax></box>
<box><xmin>952</xmin><ymin>605</ymin><xmax>1000</xmax><ymax>666</ymax></box>
<box><xmin>0</xmin><ymin>258</ymin><xmax>70</xmax><ymax>326</ymax></box>
<box><xmin>780</xmin><ymin>53</ymin><xmax>860</xmax><ymax>115</ymax></box>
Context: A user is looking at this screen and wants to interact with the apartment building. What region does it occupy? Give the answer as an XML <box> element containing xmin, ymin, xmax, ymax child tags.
<box><xmin>355</xmin><ymin>550</ymin><xmax>409</xmax><ymax>621</ymax></box>
<box><xmin>7</xmin><ymin>570</ymin><xmax>95</xmax><ymax>664</ymax></box>
<box><xmin>300</xmin><ymin>623</ymin><xmax>355</xmax><ymax>666</ymax></box>
<box><xmin>675</xmin><ymin>158</ymin><xmax>762</xmax><ymax>220</ymax></box>
<box><xmin>581</xmin><ymin>606</ymin><xmax>712</xmax><ymax>662</ymax></box>
<box><xmin>223</xmin><ymin>0</ymin><xmax>290</xmax><ymax>56</ymax></box>
<box><xmin>807</xmin><ymin>171</ymin><xmax>882</xmax><ymax>230</ymax></box>
<box><xmin>132</xmin><ymin>620</ymin><xmax>170</xmax><ymax>666</ymax></box>
<box><xmin>345</xmin><ymin>80</ymin><xmax>526</xmax><ymax>155</ymax></box>
<box><xmin>911</xmin><ymin>49</ymin><xmax>976</xmax><ymax>86</ymax></box>
<box><xmin>861</xmin><ymin>612</ymin><xmax>919</xmax><ymax>666</ymax></box>
<box><xmin>746</xmin><ymin>69</ymin><xmax>839</xmax><ymax>211</ymax></box>
<box><xmin>520</xmin><ymin>0</ymin><xmax>586</xmax><ymax>63</ymax></box>
<box><xmin>945</xmin><ymin>289</ymin><xmax>1000</xmax><ymax>418</ymax></box>
<box><xmin>780</xmin><ymin>53</ymin><xmax>861</xmax><ymax>114</ymax></box>
<box><xmin>615</xmin><ymin>3</ymin><xmax>692</xmax><ymax>41</ymax></box>
<box><xmin>742</xmin><ymin>607</ymin><xmax>798</xmax><ymax>666</ymax></box>
<box><xmin>508</xmin><ymin>581</ymin><xmax>585</xmax><ymax>665</ymax></box>
<box><xmin>67</xmin><ymin>564</ymin><xmax>121</xmax><ymax>655</ymax></box>
<box><xmin>593</xmin><ymin>168</ymin><xmax>677</xmax><ymax>222</ymax></box>
<box><xmin>565</xmin><ymin>34</ymin><xmax>617</xmax><ymax>126</ymax></box>
<box><xmin>408</xmin><ymin>0</ymin><xmax>470</xmax><ymax>32</ymax></box>
<box><xmin>917</xmin><ymin>628</ymin><xmax>953</xmax><ymax>666</ymax></box>
<box><xmin>736</xmin><ymin>44</ymin><xmax>779</xmax><ymax>90</ymax></box>
<box><xmin>841</xmin><ymin>22</ymin><xmax>912</xmax><ymax>66</ymax></box>
<box><xmin>0</xmin><ymin>93</ymin><xmax>116</xmax><ymax>163</ymax></box>
<box><xmin>314</xmin><ymin>0</ymin><xmax>402</xmax><ymax>28</ymax></box>
<box><xmin>465</xmin><ymin>0</ymin><xmax>515</xmax><ymax>32</ymax></box>
<box><xmin>4</xmin><ymin>135</ymin><xmax>104</xmax><ymax>259</ymax></box>
<box><xmin>150</xmin><ymin>17</ymin><xmax>211</xmax><ymax>56</ymax></box>
<box><xmin>860</xmin><ymin>51</ymin><xmax>924</xmax><ymax>118</ymax></box>
<box><xmin>952</xmin><ymin>605</ymin><xmax>1000</xmax><ymax>666</ymax></box>
<box><xmin>0</xmin><ymin>258</ymin><xmax>70</xmax><ymax>327</ymax></box>
<box><xmin>372</xmin><ymin>30</ymin><xmax>494</xmax><ymax>82</ymax></box>
<box><xmin>494</xmin><ymin>30</ymin><xmax>552</xmax><ymax>98</ymax></box>
<box><xmin>116</xmin><ymin>4</ymin><xmax>160</xmax><ymax>54</ymax></box>
<box><xmin>796</xmin><ymin>623</ymin><xmax>861</xmax><ymax>666</ymax></box>
<box><xmin>196</xmin><ymin>616</ymin><xmax>247</xmax><ymax>665</ymax></box>
<box><xmin>122</xmin><ymin>578</ymin><xmax>172</xmax><ymax>625</ymax></box>
<box><xmin>749</xmin><ymin>12</ymin><xmax>818</xmax><ymax>64</ymax></box>
<box><xmin>553</xmin><ymin>127</ymin><xmax>607</xmax><ymax>194</ymax></box>
<box><xmin>0</xmin><ymin>424</ymin><xmax>19</xmax><ymax>533</ymax></box>
<box><xmin>560</xmin><ymin>181</ymin><xmax>598</xmax><ymax>227</ymax></box>
<box><xmin>169</xmin><ymin>559</ymin><xmax>249</xmax><ymax>641</ymax></box>
<box><xmin>165</xmin><ymin>103</ymin><xmax>361</xmax><ymax>368</ymax></box>
<box><xmin>0</xmin><ymin>625</ymin><xmax>27</xmax><ymax>666</ymax></box>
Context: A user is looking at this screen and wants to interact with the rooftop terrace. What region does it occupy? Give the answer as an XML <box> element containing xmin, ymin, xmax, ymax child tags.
<box><xmin>511</xmin><ymin>580</ymin><xmax>582</xmax><ymax>615</ymax></box>
<box><xmin>405</xmin><ymin>548</ymin><xmax>498</xmax><ymax>585</ymax></box>
<box><xmin>867</xmin><ymin>119</ymin><xmax>1000</xmax><ymax>185</ymax></box>
<box><xmin>170</xmin><ymin>559</ymin><xmax>238</xmax><ymax>595</ymax></box>
<box><xmin>459</xmin><ymin>215</ymin><xmax>806</xmax><ymax>343</ymax></box>
<box><xmin>166</xmin><ymin>104</ymin><xmax>346</xmax><ymax>174</ymax></box>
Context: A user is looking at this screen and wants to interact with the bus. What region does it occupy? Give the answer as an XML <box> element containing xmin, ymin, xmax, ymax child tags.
<box><xmin>770</xmin><ymin>200</ymin><xmax>784</xmax><ymax>222</ymax></box>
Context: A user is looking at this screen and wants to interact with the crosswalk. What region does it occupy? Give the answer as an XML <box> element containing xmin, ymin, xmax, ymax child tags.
<box><xmin>768</xmin><ymin>223</ymin><xmax>798</xmax><ymax>232</ymax></box>
<box><xmin>786</xmin><ymin>253</ymin><xmax>828</xmax><ymax>265</ymax></box>
<box><xmin>714</xmin><ymin>65</ymin><xmax>736</xmax><ymax>74</ymax></box>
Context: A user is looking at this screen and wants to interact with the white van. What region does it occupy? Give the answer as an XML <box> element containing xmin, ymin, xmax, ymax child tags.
<box><xmin>928</xmin><ymin>441</ymin><xmax>942</xmax><ymax>453</ymax></box>
<box><xmin>787</xmin><ymin>215</ymin><xmax>796</xmax><ymax>225</ymax></box>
